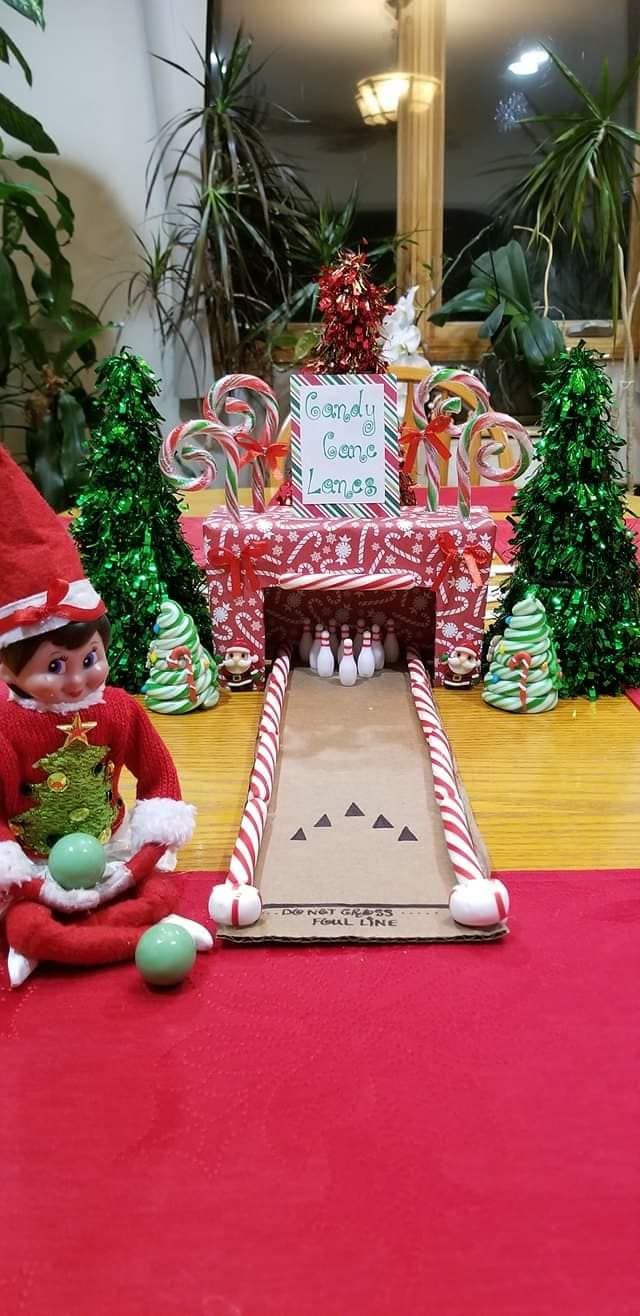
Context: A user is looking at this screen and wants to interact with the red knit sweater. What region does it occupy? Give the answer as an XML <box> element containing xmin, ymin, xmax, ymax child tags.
<box><xmin>0</xmin><ymin>686</ymin><xmax>182</xmax><ymax>859</ymax></box>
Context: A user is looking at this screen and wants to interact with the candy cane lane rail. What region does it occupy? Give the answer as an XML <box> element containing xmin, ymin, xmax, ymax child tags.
<box><xmin>209</xmin><ymin>648</ymin><xmax>291</xmax><ymax>929</ymax></box>
<box><xmin>406</xmin><ymin>649</ymin><xmax>510</xmax><ymax>928</ymax></box>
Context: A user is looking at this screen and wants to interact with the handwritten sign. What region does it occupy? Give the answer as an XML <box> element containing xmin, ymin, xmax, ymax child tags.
<box><xmin>290</xmin><ymin>372</ymin><xmax>399</xmax><ymax>518</ymax></box>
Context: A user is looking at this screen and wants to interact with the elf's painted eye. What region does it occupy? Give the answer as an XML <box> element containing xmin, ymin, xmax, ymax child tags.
<box><xmin>83</xmin><ymin>650</ymin><xmax>98</xmax><ymax>669</ymax></box>
<box><xmin>48</xmin><ymin>659</ymin><xmax>64</xmax><ymax>674</ymax></box>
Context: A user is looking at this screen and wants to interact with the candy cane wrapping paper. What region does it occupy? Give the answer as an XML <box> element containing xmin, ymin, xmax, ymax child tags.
<box><xmin>205</xmin><ymin>505</ymin><xmax>496</xmax><ymax>687</ymax></box>
<box><xmin>407</xmin><ymin>649</ymin><xmax>509</xmax><ymax>926</ymax></box>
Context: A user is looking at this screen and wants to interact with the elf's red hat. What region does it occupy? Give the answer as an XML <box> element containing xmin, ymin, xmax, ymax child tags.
<box><xmin>0</xmin><ymin>445</ymin><xmax>104</xmax><ymax>649</ymax></box>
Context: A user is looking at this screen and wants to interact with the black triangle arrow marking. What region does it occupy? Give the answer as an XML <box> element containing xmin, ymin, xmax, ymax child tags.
<box><xmin>314</xmin><ymin>814</ymin><xmax>331</xmax><ymax>828</ymax></box>
<box><xmin>398</xmin><ymin>826</ymin><xmax>418</xmax><ymax>841</ymax></box>
<box><xmin>345</xmin><ymin>802</ymin><xmax>365</xmax><ymax>817</ymax></box>
<box><xmin>291</xmin><ymin>828</ymin><xmax>306</xmax><ymax>841</ymax></box>
<box><xmin>373</xmin><ymin>814</ymin><xmax>393</xmax><ymax>829</ymax></box>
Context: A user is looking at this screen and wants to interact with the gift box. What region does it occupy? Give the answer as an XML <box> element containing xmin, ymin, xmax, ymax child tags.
<box><xmin>203</xmin><ymin>505</ymin><xmax>495</xmax><ymax>686</ymax></box>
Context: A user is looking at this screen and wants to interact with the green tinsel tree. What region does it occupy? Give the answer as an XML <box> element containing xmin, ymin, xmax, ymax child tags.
<box><xmin>488</xmin><ymin>345</ymin><xmax>640</xmax><ymax>698</ymax></box>
<box><xmin>72</xmin><ymin>349</ymin><xmax>212</xmax><ymax>692</ymax></box>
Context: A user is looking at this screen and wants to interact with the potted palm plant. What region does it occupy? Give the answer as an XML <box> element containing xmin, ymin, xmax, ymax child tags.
<box><xmin>502</xmin><ymin>48</ymin><xmax>640</xmax><ymax>326</ymax></box>
<box><xmin>136</xmin><ymin>27</ymin><xmax>309</xmax><ymax>382</ymax></box>
<box><xmin>430</xmin><ymin>240</ymin><xmax>564</xmax><ymax>420</ymax></box>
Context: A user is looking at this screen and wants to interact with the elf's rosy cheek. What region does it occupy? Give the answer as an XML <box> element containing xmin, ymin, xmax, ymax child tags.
<box><xmin>84</xmin><ymin>656</ymin><xmax>109</xmax><ymax>689</ymax></box>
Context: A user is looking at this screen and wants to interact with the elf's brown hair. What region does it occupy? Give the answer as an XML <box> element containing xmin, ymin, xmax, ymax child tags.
<box><xmin>0</xmin><ymin>615</ymin><xmax>111</xmax><ymax>676</ymax></box>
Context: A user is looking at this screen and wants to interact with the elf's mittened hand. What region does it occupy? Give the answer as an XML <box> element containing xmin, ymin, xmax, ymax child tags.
<box><xmin>39</xmin><ymin>873</ymin><xmax>101</xmax><ymax>912</ymax></box>
<box><xmin>95</xmin><ymin>862</ymin><xmax>134</xmax><ymax>902</ymax></box>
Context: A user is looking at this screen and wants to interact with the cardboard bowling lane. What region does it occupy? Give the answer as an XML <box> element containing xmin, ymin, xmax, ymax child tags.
<box><xmin>221</xmin><ymin>668</ymin><xmax>503</xmax><ymax>944</ymax></box>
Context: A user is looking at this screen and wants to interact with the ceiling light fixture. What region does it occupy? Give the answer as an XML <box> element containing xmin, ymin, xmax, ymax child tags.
<box><xmin>355</xmin><ymin>72</ymin><xmax>439</xmax><ymax>126</ymax></box>
<box><xmin>508</xmin><ymin>48</ymin><xmax>550</xmax><ymax>77</ymax></box>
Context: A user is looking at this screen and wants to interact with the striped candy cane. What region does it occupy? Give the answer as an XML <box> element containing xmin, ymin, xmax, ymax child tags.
<box><xmin>204</xmin><ymin>375</ymin><xmax>279</xmax><ymax>514</ymax></box>
<box><xmin>407</xmin><ymin>649</ymin><xmax>509</xmax><ymax>926</ymax></box>
<box><xmin>278</xmin><ymin>571</ymin><xmax>419</xmax><ymax>592</ymax></box>
<box><xmin>407</xmin><ymin>650</ymin><xmax>486</xmax><ymax>885</ymax></box>
<box><xmin>210</xmin><ymin>647</ymin><xmax>291</xmax><ymax>931</ymax></box>
<box><xmin>507</xmin><ymin>649</ymin><xmax>532</xmax><ymax>709</ymax></box>
<box><xmin>160</xmin><ymin>416</ymin><xmax>242</xmax><ymax>521</ymax></box>
<box><xmin>166</xmin><ymin>645</ymin><xmax>197</xmax><ymax>704</ymax></box>
<box><xmin>456</xmin><ymin>410</ymin><xmax>532</xmax><ymax>520</ymax></box>
<box><xmin>160</xmin><ymin>418</ymin><xmax>219</xmax><ymax>492</ymax></box>
<box><xmin>413</xmin><ymin>369</ymin><xmax>491</xmax><ymax>509</ymax></box>
<box><xmin>227</xmin><ymin>794</ymin><xmax>269</xmax><ymax>886</ymax></box>
<box><xmin>249</xmin><ymin>649</ymin><xmax>291</xmax><ymax>801</ymax></box>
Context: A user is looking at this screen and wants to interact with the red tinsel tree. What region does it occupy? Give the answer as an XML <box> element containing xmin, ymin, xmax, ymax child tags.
<box><xmin>310</xmin><ymin>249</ymin><xmax>389</xmax><ymax>373</ymax></box>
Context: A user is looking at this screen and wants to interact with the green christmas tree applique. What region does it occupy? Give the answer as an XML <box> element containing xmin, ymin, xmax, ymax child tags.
<box><xmin>12</xmin><ymin>713</ymin><xmax>118</xmax><ymax>857</ymax></box>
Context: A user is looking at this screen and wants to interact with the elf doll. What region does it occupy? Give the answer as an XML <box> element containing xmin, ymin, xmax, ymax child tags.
<box><xmin>0</xmin><ymin>446</ymin><xmax>212</xmax><ymax>986</ymax></box>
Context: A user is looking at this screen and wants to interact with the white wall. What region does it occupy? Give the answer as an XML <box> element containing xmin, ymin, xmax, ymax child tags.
<box><xmin>2</xmin><ymin>0</ymin><xmax>209</xmax><ymax>453</ymax></box>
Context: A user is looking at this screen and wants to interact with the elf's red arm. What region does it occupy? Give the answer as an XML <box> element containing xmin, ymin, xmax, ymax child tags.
<box><xmin>120</xmin><ymin>692</ymin><xmax>196</xmax><ymax>853</ymax></box>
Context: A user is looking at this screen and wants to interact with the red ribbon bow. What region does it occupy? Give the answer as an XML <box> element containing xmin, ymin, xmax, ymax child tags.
<box><xmin>434</xmin><ymin>532</ymin><xmax>490</xmax><ymax>590</ymax></box>
<box><xmin>208</xmin><ymin>540</ymin><xmax>270</xmax><ymax>597</ymax></box>
<box><xmin>402</xmin><ymin>415</ymin><xmax>452</xmax><ymax>473</ymax></box>
<box><xmin>238</xmin><ymin>438</ymin><xmax>289</xmax><ymax>473</ymax></box>
<box><xmin>0</xmin><ymin>577</ymin><xmax>99</xmax><ymax>636</ymax></box>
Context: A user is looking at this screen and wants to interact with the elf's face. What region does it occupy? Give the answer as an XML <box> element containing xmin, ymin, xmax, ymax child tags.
<box><xmin>3</xmin><ymin>632</ymin><xmax>109</xmax><ymax>706</ymax></box>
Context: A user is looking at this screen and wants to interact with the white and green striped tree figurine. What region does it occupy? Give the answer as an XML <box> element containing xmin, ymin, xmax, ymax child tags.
<box><xmin>143</xmin><ymin>600</ymin><xmax>219</xmax><ymax>715</ymax></box>
<box><xmin>483</xmin><ymin>596</ymin><xmax>561</xmax><ymax>713</ymax></box>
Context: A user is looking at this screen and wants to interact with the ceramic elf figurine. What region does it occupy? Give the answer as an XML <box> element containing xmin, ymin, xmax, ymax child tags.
<box><xmin>0</xmin><ymin>446</ymin><xmax>212</xmax><ymax>986</ymax></box>
<box><xmin>483</xmin><ymin>595</ymin><xmax>561</xmax><ymax>713</ymax></box>
<box><xmin>143</xmin><ymin>599</ymin><xmax>219</xmax><ymax>715</ymax></box>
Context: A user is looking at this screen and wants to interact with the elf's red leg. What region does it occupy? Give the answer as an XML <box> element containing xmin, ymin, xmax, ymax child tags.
<box><xmin>85</xmin><ymin>873</ymin><xmax>179</xmax><ymax>927</ymax></box>
<box><xmin>5</xmin><ymin>874</ymin><xmax>180</xmax><ymax>966</ymax></box>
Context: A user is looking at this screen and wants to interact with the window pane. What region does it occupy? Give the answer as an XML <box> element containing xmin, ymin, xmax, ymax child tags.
<box><xmin>217</xmin><ymin>0</ymin><xmax>397</xmax><ymax>265</ymax></box>
<box><xmin>444</xmin><ymin>0</ymin><xmax>638</xmax><ymax>319</ymax></box>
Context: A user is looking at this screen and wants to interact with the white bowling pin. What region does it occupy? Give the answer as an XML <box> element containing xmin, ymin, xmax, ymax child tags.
<box><xmin>371</xmin><ymin>624</ymin><xmax>385</xmax><ymax>671</ymax></box>
<box><xmin>384</xmin><ymin>619</ymin><xmax>400</xmax><ymax>665</ymax></box>
<box><xmin>357</xmin><ymin>630</ymin><xmax>375</xmax><ymax>679</ymax></box>
<box><xmin>328</xmin><ymin>617</ymin><xmax>339</xmax><ymax>659</ymax></box>
<box><xmin>309</xmin><ymin>622</ymin><xmax>323</xmax><ymax>672</ymax></box>
<box><xmin>299</xmin><ymin>618</ymin><xmax>313</xmax><ymax>665</ymax></box>
<box><xmin>353</xmin><ymin>617</ymin><xmax>366</xmax><ymax>660</ymax></box>
<box><xmin>339</xmin><ymin>637</ymin><xmax>358</xmax><ymax>687</ymax></box>
<box><xmin>316</xmin><ymin>630</ymin><xmax>335</xmax><ymax>679</ymax></box>
<box><xmin>337</xmin><ymin>623</ymin><xmax>350</xmax><ymax>664</ymax></box>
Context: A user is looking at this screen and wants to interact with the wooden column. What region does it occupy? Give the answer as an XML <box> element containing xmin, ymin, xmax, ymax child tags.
<box><xmin>396</xmin><ymin>0</ymin><xmax>446</xmax><ymax>344</ymax></box>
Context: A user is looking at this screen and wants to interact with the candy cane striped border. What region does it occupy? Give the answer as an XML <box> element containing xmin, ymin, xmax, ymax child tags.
<box><xmin>406</xmin><ymin>648</ymin><xmax>492</xmax><ymax>888</ymax></box>
<box><xmin>227</xmin><ymin>648</ymin><xmax>291</xmax><ymax>887</ymax></box>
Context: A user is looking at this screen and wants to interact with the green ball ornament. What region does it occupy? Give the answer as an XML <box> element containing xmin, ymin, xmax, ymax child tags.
<box><xmin>135</xmin><ymin>923</ymin><xmax>196</xmax><ymax>987</ymax></box>
<box><xmin>48</xmin><ymin>833</ymin><xmax>107</xmax><ymax>889</ymax></box>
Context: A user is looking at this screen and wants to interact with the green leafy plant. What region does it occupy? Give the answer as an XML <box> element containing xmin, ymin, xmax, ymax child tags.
<box><xmin>268</xmin><ymin>190</ymin><xmax>411</xmax><ymax>365</ymax></box>
<box><xmin>0</xmin><ymin>0</ymin><xmax>104</xmax><ymax>508</ymax></box>
<box><xmin>502</xmin><ymin>48</ymin><xmax>640</xmax><ymax>321</ymax></box>
<box><xmin>140</xmin><ymin>27</ymin><xmax>308</xmax><ymax>380</ymax></box>
<box><xmin>430</xmin><ymin>240</ymin><xmax>564</xmax><ymax>413</ymax></box>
